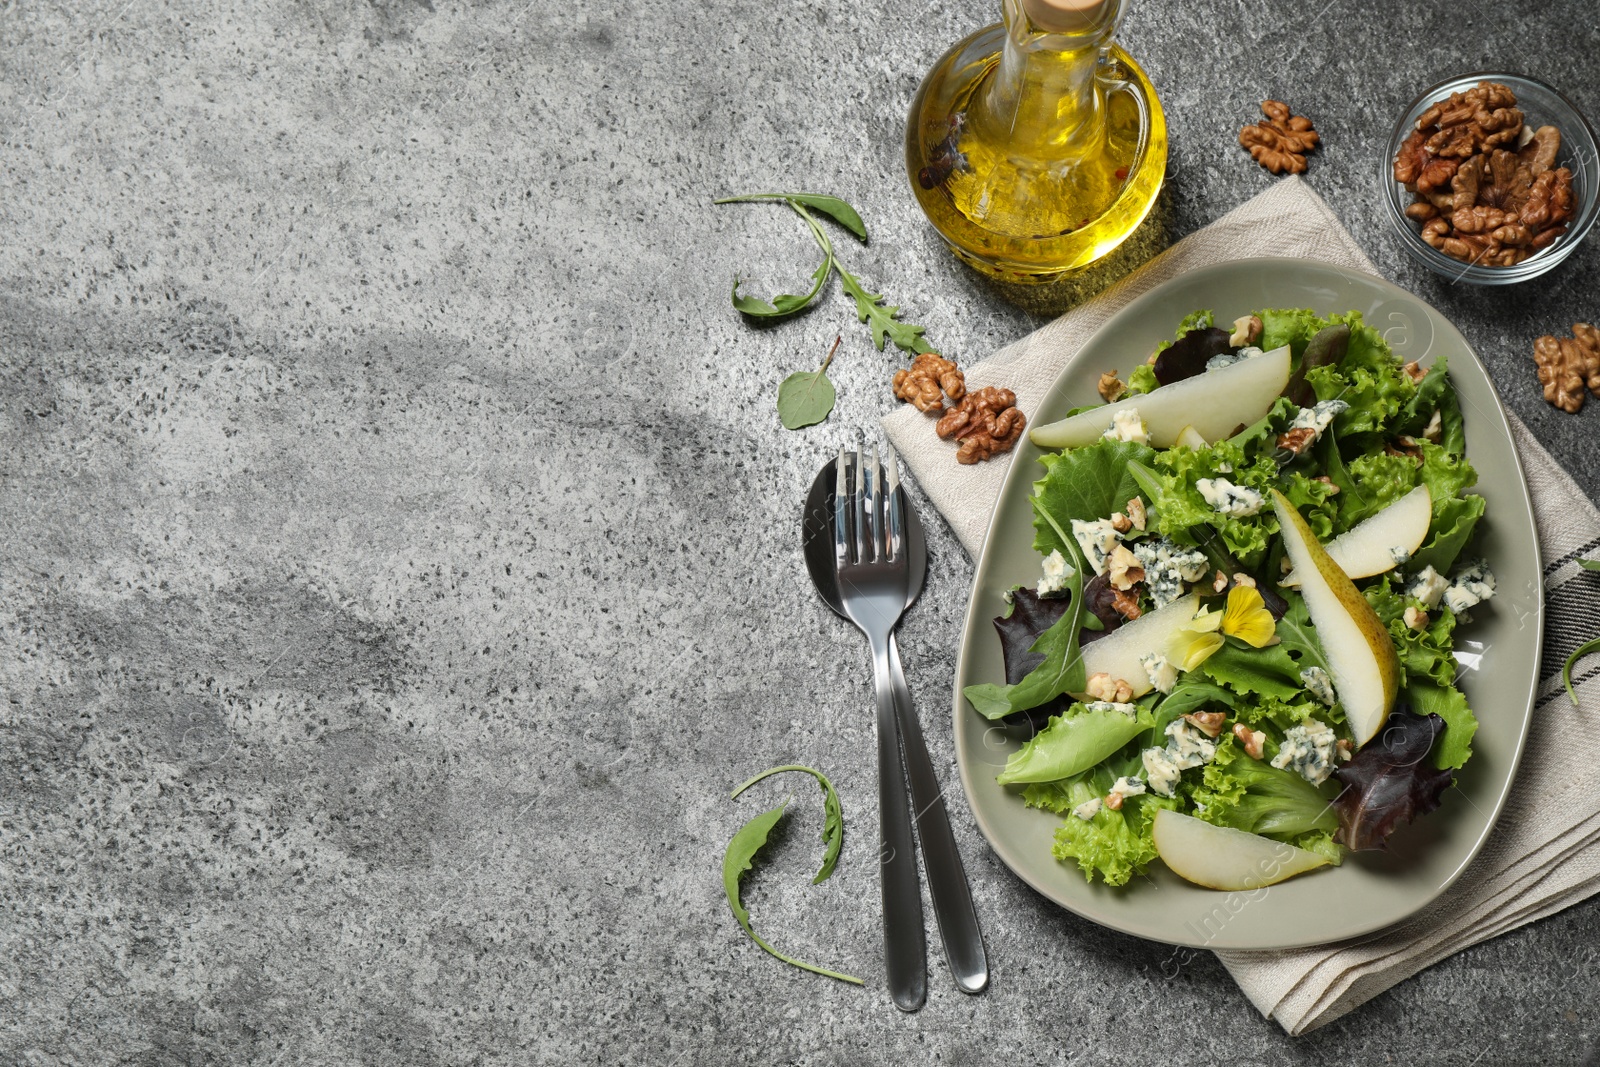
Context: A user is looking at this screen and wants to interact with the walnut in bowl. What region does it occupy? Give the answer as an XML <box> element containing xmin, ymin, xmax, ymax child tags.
<box><xmin>1383</xmin><ymin>74</ymin><xmax>1599</xmax><ymax>285</ymax></box>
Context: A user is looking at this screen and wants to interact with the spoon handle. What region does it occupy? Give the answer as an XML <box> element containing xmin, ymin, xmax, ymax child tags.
<box><xmin>890</xmin><ymin>633</ymin><xmax>989</xmax><ymax>994</ymax></box>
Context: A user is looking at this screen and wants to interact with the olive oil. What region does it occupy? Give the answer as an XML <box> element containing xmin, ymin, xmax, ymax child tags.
<box><xmin>906</xmin><ymin>0</ymin><xmax>1166</xmax><ymax>283</ymax></box>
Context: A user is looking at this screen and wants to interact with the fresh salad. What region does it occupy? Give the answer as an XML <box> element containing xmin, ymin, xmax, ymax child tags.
<box><xmin>965</xmin><ymin>308</ymin><xmax>1493</xmax><ymax>891</ymax></box>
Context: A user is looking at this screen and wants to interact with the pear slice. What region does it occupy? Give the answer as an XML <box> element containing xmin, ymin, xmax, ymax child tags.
<box><xmin>1272</xmin><ymin>489</ymin><xmax>1400</xmax><ymax>748</ymax></box>
<box><xmin>1282</xmin><ymin>485</ymin><xmax>1432</xmax><ymax>586</ymax></box>
<box><xmin>1073</xmin><ymin>592</ymin><xmax>1201</xmax><ymax>699</ymax></box>
<box><xmin>1031</xmin><ymin>346</ymin><xmax>1291</xmax><ymax>450</ymax></box>
<box><xmin>1153</xmin><ymin>810</ymin><xmax>1332</xmax><ymax>890</ymax></box>
<box><xmin>1174</xmin><ymin>425</ymin><xmax>1209</xmax><ymax>450</ymax></box>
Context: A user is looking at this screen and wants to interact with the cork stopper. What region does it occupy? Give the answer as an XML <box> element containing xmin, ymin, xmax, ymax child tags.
<box><xmin>1020</xmin><ymin>0</ymin><xmax>1113</xmax><ymax>33</ymax></box>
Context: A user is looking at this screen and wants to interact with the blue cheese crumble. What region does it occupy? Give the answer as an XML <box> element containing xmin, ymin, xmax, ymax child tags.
<box><xmin>1389</xmin><ymin>545</ymin><xmax>1413</xmax><ymax>566</ymax></box>
<box><xmin>1141</xmin><ymin>652</ymin><xmax>1178</xmax><ymax>695</ymax></box>
<box><xmin>1108</xmin><ymin>776</ymin><xmax>1147</xmax><ymax>804</ymax></box>
<box><xmin>1407</xmin><ymin>565</ymin><xmax>1449</xmax><ymax>610</ymax></box>
<box><xmin>1037</xmin><ymin>549</ymin><xmax>1074</xmax><ymax>597</ymax></box>
<box><xmin>1300</xmin><ymin>665</ymin><xmax>1337</xmax><ymax>707</ymax></box>
<box><xmin>1102</xmin><ymin>407</ymin><xmax>1150</xmax><ymax>444</ymax></box>
<box><xmin>1071</xmin><ymin>518</ymin><xmax>1122</xmax><ymax>576</ymax></box>
<box><xmin>1132</xmin><ymin>537</ymin><xmax>1210</xmax><ymax>609</ymax></box>
<box><xmin>1141</xmin><ymin>746</ymin><xmax>1183</xmax><ymax>798</ymax></box>
<box><xmin>1270</xmin><ymin>718</ymin><xmax>1338</xmax><ymax>785</ymax></box>
<box><xmin>1287</xmin><ymin>399</ymin><xmax>1350</xmax><ymax>443</ymax></box>
<box><xmin>1084</xmin><ymin>700</ymin><xmax>1139</xmax><ymax>717</ymax></box>
<box><xmin>1206</xmin><ymin>345</ymin><xmax>1264</xmax><ymax>372</ymax></box>
<box><xmin>1072</xmin><ymin>797</ymin><xmax>1102</xmax><ymax>821</ymax></box>
<box><xmin>1196</xmin><ymin>477</ymin><xmax>1264</xmax><ymax>517</ymax></box>
<box><xmin>1165</xmin><ymin>719</ymin><xmax>1218</xmax><ymax>769</ymax></box>
<box><xmin>1443</xmin><ymin>558</ymin><xmax>1496</xmax><ymax>615</ymax></box>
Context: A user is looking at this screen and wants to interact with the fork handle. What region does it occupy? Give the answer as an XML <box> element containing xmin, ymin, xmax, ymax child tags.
<box><xmin>871</xmin><ymin>632</ymin><xmax>927</xmax><ymax>1012</ymax></box>
<box><xmin>889</xmin><ymin>633</ymin><xmax>989</xmax><ymax>994</ymax></box>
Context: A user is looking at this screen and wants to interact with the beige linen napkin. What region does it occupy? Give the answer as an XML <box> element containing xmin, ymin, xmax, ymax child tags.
<box><xmin>884</xmin><ymin>177</ymin><xmax>1600</xmax><ymax>1034</ymax></box>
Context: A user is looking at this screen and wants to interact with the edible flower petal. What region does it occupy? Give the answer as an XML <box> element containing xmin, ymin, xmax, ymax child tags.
<box><xmin>1221</xmin><ymin>585</ymin><xmax>1277</xmax><ymax>648</ymax></box>
<box><xmin>1168</xmin><ymin>627</ymin><xmax>1225</xmax><ymax>671</ymax></box>
<box><xmin>1188</xmin><ymin>606</ymin><xmax>1224</xmax><ymax>633</ymax></box>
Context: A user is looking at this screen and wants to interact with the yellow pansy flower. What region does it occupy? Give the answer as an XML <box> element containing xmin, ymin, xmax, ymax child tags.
<box><xmin>1221</xmin><ymin>584</ymin><xmax>1277</xmax><ymax>648</ymax></box>
<box><xmin>1168</xmin><ymin>626</ymin><xmax>1224</xmax><ymax>671</ymax></box>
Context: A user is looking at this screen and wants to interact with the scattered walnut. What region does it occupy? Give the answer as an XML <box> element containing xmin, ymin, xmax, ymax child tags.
<box><xmin>1404</xmin><ymin>605</ymin><xmax>1429</xmax><ymax>630</ymax></box>
<box><xmin>1276</xmin><ymin>426</ymin><xmax>1317</xmax><ymax>457</ymax></box>
<box><xmin>1314</xmin><ymin>474</ymin><xmax>1340</xmax><ymax>495</ymax></box>
<box><xmin>1395</xmin><ymin>82</ymin><xmax>1572</xmax><ymax>267</ymax></box>
<box><xmin>1125</xmin><ymin>497</ymin><xmax>1147</xmax><ymax>531</ymax></box>
<box><xmin>1110</xmin><ymin>511</ymin><xmax>1132</xmax><ymax>534</ymax></box>
<box><xmin>1402</xmin><ymin>360</ymin><xmax>1427</xmax><ymax>383</ymax></box>
<box><xmin>1336</xmin><ymin>739</ymin><xmax>1353</xmax><ymax>761</ymax></box>
<box><xmin>1240</xmin><ymin>100</ymin><xmax>1319</xmax><ymax>175</ymax></box>
<box><xmin>1184</xmin><ymin>711</ymin><xmax>1227</xmax><ymax>738</ymax></box>
<box><xmin>935</xmin><ymin>385</ymin><xmax>1026</xmax><ymax>464</ymax></box>
<box><xmin>1232</xmin><ymin>723</ymin><xmax>1266</xmax><ymax>760</ymax></box>
<box><xmin>1213</xmin><ymin>570</ymin><xmax>1229</xmax><ymax>593</ymax></box>
<box><xmin>1423</xmin><ymin>409</ymin><xmax>1443</xmax><ymax>443</ymax></box>
<box><xmin>1231</xmin><ymin>572</ymin><xmax>1256</xmax><ymax>589</ymax></box>
<box><xmin>1085</xmin><ymin>673</ymin><xmax>1134</xmax><ymax>703</ymax></box>
<box><xmin>1533</xmin><ymin>324</ymin><xmax>1600</xmax><ymax>413</ymax></box>
<box><xmin>1106</xmin><ymin>544</ymin><xmax>1145</xmax><ymax>591</ymax></box>
<box><xmin>893</xmin><ymin>352</ymin><xmax>966</xmax><ymax>414</ymax></box>
<box><xmin>1104</xmin><ymin>791</ymin><xmax>1125</xmax><ymax>811</ymax></box>
<box><xmin>1386</xmin><ymin>438</ymin><xmax>1425</xmax><ymax>466</ymax></box>
<box><xmin>1109</xmin><ymin>587</ymin><xmax>1143</xmax><ymax>622</ymax></box>
<box><xmin>1098</xmin><ymin>370</ymin><xmax>1127</xmax><ymax>403</ymax></box>
<box><xmin>1229</xmin><ymin>314</ymin><xmax>1263</xmax><ymax>347</ymax></box>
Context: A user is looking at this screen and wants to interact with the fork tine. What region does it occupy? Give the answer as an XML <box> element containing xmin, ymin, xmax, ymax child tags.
<box><xmin>885</xmin><ymin>442</ymin><xmax>903</xmax><ymax>561</ymax></box>
<box><xmin>870</xmin><ymin>442</ymin><xmax>884</xmax><ymax>562</ymax></box>
<box><xmin>854</xmin><ymin>437</ymin><xmax>869</xmax><ymax>565</ymax></box>
<box><xmin>834</xmin><ymin>445</ymin><xmax>850</xmax><ymax>566</ymax></box>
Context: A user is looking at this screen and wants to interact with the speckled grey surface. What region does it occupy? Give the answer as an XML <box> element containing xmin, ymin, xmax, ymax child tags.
<box><xmin>2</xmin><ymin>0</ymin><xmax>1598</xmax><ymax>1063</ymax></box>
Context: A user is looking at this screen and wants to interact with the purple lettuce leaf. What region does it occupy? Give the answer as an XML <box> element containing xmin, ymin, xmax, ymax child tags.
<box><xmin>1332</xmin><ymin>709</ymin><xmax>1454</xmax><ymax>851</ymax></box>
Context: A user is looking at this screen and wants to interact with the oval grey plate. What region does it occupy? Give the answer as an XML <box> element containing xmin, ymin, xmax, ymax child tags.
<box><xmin>952</xmin><ymin>258</ymin><xmax>1543</xmax><ymax>950</ymax></box>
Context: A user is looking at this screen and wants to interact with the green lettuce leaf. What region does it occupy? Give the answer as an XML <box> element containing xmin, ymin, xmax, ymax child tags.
<box><xmin>1363</xmin><ymin>575</ymin><xmax>1459</xmax><ymax>687</ymax></box>
<box><xmin>997</xmin><ymin>705</ymin><xmax>1152</xmax><ymax>785</ymax></box>
<box><xmin>1191</xmin><ymin>735</ymin><xmax>1340</xmax><ymax>838</ymax></box>
<box><xmin>1396</xmin><ymin>355</ymin><xmax>1465</xmax><ymax>456</ymax></box>
<box><xmin>1031</xmin><ymin>438</ymin><xmax>1157</xmax><ymax>557</ymax></box>
<box><xmin>1044</xmin><ymin>768</ymin><xmax>1178</xmax><ymax>886</ymax></box>
<box><xmin>1416</xmin><ymin>440</ymin><xmax>1478</xmax><ymax>504</ymax></box>
<box><xmin>1198</xmin><ymin>640</ymin><xmax>1304</xmax><ymax>701</ymax></box>
<box><xmin>1411</xmin><ymin>494</ymin><xmax>1485</xmax><ymax>575</ymax></box>
<box><xmin>1406</xmin><ymin>680</ymin><xmax>1477</xmax><ymax>770</ymax></box>
<box><xmin>1340</xmin><ymin>451</ymin><xmax>1419</xmax><ymax>527</ymax></box>
<box><xmin>1126</xmin><ymin>363</ymin><xmax>1159</xmax><ymax>395</ymax></box>
<box><xmin>1257</xmin><ymin>307</ymin><xmax>1323</xmax><ymax>355</ymax></box>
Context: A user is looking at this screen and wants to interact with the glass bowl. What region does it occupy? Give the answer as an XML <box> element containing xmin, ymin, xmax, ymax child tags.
<box><xmin>1382</xmin><ymin>72</ymin><xmax>1599</xmax><ymax>285</ymax></box>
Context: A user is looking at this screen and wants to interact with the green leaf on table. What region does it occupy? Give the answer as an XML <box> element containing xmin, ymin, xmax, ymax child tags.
<box><xmin>836</xmin><ymin>265</ymin><xmax>935</xmax><ymax>355</ymax></box>
<box><xmin>1579</xmin><ymin>559</ymin><xmax>1600</xmax><ymax>572</ymax></box>
<box><xmin>731</xmin><ymin>764</ymin><xmax>845</xmax><ymax>883</ymax></box>
<box><xmin>724</xmin><ymin>195</ymin><xmax>836</xmax><ymax>319</ymax></box>
<box><xmin>722</xmin><ymin>799</ymin><xmax>861</xmax><ymax>984</ymax></box>
<box><xmin>714</xmin><ymin>192</ymin><xmax>868</xmax><ymax>240</ymax></box>
<box><xmin>1564</xmin><ymin>635</ymin><xmax>1600</xmax><ymax>705</ymax></box>
<box><xmin>775</xmin><ymin>336</ymin><xmax>841</xmax><ymax>430</ymax></box>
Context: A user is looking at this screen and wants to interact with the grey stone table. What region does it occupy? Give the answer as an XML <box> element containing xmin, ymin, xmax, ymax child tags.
<box><xmin>2</xmin><ymin>0</ymin><xmax>1598</xmax><ymax>1063</ymax></box>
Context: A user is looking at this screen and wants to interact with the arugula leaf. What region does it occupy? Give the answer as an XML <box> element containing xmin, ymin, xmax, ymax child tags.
<box><xmin>1564</xmin><ymin>635</ymin><xmax>1600</xmax><ymax>705</ymax></box>
<box><xmin>1397</xmin><ymin>355</ymin><xmax>1465</xmax><ymax>455</ymax></box>
<box><xmin>966</xmin><ymin>504</ymin><xmax>1091</xmax><ymax>717</ymax></box>
<box><xmin>1579</xmin><ymin>559</ymin><xmax>1600</xmax><ymax>572</ymax></box>
<box><xmin>1273</xmin><ymin>591</ymin><xmax>1333</xmax><ymax>680</ymax></box>
<box><xmin>722</xmin><ymin>799</ymin><xmax>862</xmax><ymax>984</ymax></box>
<box><xmin>714</xmin><ymin>192</ymin><xmax>869</xmax><ymax>240</ymax></box>
<box><xmin>731</xmin><ymin>764</ymin><xmax>845</xmax><ymax>883</ymax></box>
<box><xmin>727</xmin><ymin>199</ymin><xmax>836</xmax><ymax>318</ymax></box>
<box><xmin>1405</xmin><ymin>681</ymin><xmax>1477</xmax><ymax>770</ymax></box>
<box><xmin>835</xmin><ymin>263</ymin><xmax>935</xmax><ymax>355</ymax></box>
<box><xmin>776</xmin><ymin>336</ymin><xmax>840</xmax><ymax>430</ymax></box>
<box><xmin>996</xmin><ymin>704</ymin><xmax>1152</xmax><ymax>785</ymax></box>
<box><xmin>1157</xmin><ymin>677</ymin><xmax>1237</xmax><ymax>718</ymax></box>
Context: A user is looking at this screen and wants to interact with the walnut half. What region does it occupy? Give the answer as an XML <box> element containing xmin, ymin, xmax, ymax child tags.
<box><xmin>935</xmin><ymin>385</ymin><xmax>1026</xmax><ymax>464</ymax></box>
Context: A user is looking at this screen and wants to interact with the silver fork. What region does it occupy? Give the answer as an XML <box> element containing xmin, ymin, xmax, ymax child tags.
<box><xmin>834</xmin><ymin>440</ymin><xmax>926</xmax><ymax>1012</ymax></box>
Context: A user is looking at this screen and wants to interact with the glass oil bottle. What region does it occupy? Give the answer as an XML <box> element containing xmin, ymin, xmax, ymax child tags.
<box><xmin>905</xmin><ymin>0</ymin><xmax>1166</xmax><ymax>283</ymax></box>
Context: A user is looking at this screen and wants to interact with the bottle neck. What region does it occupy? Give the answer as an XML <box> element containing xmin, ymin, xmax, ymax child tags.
<box><xmin>971</xmin><ymin>0</ymin><xmax>1120</xmax><ymax>160</ymax></box>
